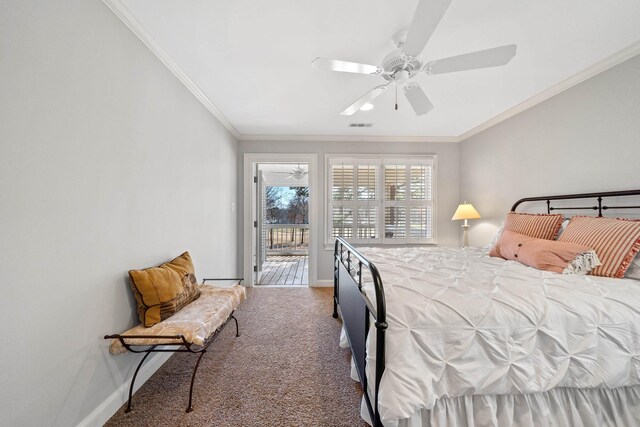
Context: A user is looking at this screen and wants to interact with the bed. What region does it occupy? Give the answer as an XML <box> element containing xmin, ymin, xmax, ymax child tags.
<box><xmin>333</xmin><ymin>190</ymin><xmax>640</xmax><ymax>427</ymax></box>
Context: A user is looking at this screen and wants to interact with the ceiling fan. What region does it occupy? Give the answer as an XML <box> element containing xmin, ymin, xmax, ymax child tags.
<box><xmin>312</xmin><ymin>0</ymin><xmax>517</xmax><ymax>116</ymax></box>
<box><xmin>271</xmin><ymin>165</ymin><xmax>308</xmax><ymax>181</ymax></box>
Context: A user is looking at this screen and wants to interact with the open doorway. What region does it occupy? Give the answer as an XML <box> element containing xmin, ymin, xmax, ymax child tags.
<box><xmin>257</xmin><ymin>164</ymin><xmax>309</xmax><ymax>285</ymax></box>
<box><xmin>243</xmin><ymin>154</ymin><xmax>317</xmax><ymax>287</ymax></box>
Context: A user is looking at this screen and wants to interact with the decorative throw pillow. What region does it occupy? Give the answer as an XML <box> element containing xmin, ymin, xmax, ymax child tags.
<box><xmin>558</xmin><ymin>216</ymin><xmax>640</xmax><ymax>278</ymax></box>
<box><xmin>490</xmin><ymin>230</ymin><xmax>600</xmax><ymax>274</ymax></box>
<box><xmin>129</xmin><ymin>252</ymin><xmax>201</xmax><ymax>327</ymax></box>
<box><xmin>503</xmin><ymin>212</ymin><xmax>564</xmax><ymax>240</ymax></box>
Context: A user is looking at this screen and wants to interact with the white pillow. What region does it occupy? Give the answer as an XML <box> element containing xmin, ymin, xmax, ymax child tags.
<box><xmin>488</xmin><ymin>220</ymin><xmax>504</xmax><ymax>248</ymax></box>
<box><xmin>624</xmin><ymin>254</ymin><xmax>640</xmax><ymax>281</ymax></box>
<box><xmin>556</xmin><ymin>219</ymin><xmax>570</xmax><ymax>239</ymax></box>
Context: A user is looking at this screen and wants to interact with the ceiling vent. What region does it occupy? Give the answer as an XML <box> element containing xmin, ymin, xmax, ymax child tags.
<box><xmin>349</xmin><ymin>123</ymin><xmax>373</xmax><ymax>128</ymax></box>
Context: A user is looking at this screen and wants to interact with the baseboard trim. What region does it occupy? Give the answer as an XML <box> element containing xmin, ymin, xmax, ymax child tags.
<box><xmin>311</xmin><ymin>280</ymin><xmax>333</xmax><ymax>288</ymax></box>
<box><xmin>76</xmin><ymin>351</ymin><xmax>172</xmax><ymax>427</ymax></box>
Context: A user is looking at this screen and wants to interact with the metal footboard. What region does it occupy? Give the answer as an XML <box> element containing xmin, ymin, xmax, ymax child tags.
<box><xmin>333</xmin><ymin>237</ymin><xmax>386</xmax><ymax>427</ymax></box>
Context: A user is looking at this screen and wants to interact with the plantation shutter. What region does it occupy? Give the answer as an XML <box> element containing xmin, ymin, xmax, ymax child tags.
<box><xmin>384</xmin><ymin>164</ymin><xmax>407</xmax><ymax>239</ymax></box>
<box><xmin>329</xmin><ymin>159</ymin><xmax>380</xmax><ymax>243</ymax></box>
<box><xmin>327</xmin><ymin>155</ymin><xmax>435</xmax><ymax>245</ymax></box>
<box><xmin>331</xmin><ymin>162</ymin><xmax>354</xmax><ymax>239</ymax></box>
<box><xmin>356</xmin><ymin>163</ymin><xmax>379</xmax><ymax>240</ymax></box>
<box><xmin>409</xmin><ymin>164</ymin><xmax>433</xmax><ymax>239</ymax></box>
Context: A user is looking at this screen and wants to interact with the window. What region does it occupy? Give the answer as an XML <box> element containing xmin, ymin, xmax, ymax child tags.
<box><xmin>327</xmin><ymin>155</ymin><xmax>436</xmax><ymax>245</ymax></box>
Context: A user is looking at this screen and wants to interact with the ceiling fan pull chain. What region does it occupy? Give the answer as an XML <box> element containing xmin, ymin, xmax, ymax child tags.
<box><xmin>395</xmin><ymin>85</ymin><xmax>398</xmax><ymax>111</ymax></box>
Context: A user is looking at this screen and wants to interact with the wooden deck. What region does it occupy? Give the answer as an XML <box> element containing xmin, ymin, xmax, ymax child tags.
<box><xmin>258</xmin><ymin>255</ymin><xmax>308</xmax><ymax>286</ymax></box>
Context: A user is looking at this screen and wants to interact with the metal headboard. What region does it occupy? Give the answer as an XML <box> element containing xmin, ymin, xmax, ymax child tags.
<box><xmin>511</xmin><ymin>189</ymin><xmax>640</xmax><ymax>216</ymax></box>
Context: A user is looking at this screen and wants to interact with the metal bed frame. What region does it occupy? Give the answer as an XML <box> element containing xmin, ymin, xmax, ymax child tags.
<box><xmin>333</xmin><ymin>189</ymin><xmax>640</xmax><ymax>427</ymax></box>
<box><xmin>105</xmin><ymin>277</ymin><xmax>243</xmax><ymax>413</ymax></box>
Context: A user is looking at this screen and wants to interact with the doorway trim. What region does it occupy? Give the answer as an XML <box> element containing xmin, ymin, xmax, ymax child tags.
<box><xmin>243</xmin><ymin>153</ymin><xmax>318</xmax><ymax>287</ymax></box>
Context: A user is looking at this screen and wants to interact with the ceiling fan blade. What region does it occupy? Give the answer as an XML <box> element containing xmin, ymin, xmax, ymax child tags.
<box><xmin>403</xmin><ymin>0</ymin><xmax>453</xmax><ymax>58</ymax></box>
<box><xmin>312</xmin><ymin>57</ymin><xmax>381</xmax><ymax>75</ymax></box>
<box><xmin>340</xmin><ymin>85</ymin><xmax>389</xmax><ymax>116</ymax></box>
<box><xmin>403</xmin><ymin>83</ymin><xmax>433</xmax><ymax>116</ymax></box>
<box><xmin>424</xmin><ymin>44</ymin><xmax>517</xmax><ymax>75</ymax></box>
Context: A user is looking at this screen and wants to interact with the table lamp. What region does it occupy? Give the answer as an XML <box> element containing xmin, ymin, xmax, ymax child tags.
<box><xmin>452</xmin><ymin>202</ymin><xmax>481</xmax><ymax>247</ymax></box>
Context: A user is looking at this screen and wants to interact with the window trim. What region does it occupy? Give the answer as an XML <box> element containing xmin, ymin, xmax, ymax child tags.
<box><xmin>325</xmin><ymin>154</ymin><xmax>437</xmax><ymax>247</ymax></box>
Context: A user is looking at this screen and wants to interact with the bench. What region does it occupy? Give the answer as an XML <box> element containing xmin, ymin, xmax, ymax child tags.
<box><xmin>105</xmin><ymin>278</ymin><xmax>246</xmax><ymax>413</ymax></box>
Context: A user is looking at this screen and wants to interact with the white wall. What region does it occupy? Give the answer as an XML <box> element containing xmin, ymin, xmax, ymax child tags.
<box><xmin>460</xmin><ymin>54</ymin><xmax>640</xmax><ymax>246</ymax></box>
<box><xmin>0</xmin><ymin>1</ymin><xmax>238</xmax><ymax>425</ymax></box>
<box><xmin>238</xmin><ymin>140</ymin><xmax>460</xmax><ymax>282</ymax></box>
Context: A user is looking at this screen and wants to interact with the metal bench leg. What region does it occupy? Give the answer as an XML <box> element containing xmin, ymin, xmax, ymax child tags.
<box><xmin>125</xmin><ymin>350</ymin><xmax>154</xmax><ymax>413</ymax></box>
<box><xmin>186</xmin><ymin>350</ymin><xmax>206</xmax><ymax>413</ymax></box>
<box><xmin>230</xmin><ymin>314</ymin><xmax>240</xmax><ymax>337</ymax></box>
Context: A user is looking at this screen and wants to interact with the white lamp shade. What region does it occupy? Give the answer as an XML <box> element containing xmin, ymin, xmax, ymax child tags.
<box><xmin>452</xmin><ymin>203</ymin><xmax>481</xmax><ymax>221</ymax></box>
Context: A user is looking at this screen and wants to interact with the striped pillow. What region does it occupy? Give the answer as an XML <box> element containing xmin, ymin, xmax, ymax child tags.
<box><xmin>558</xmin><ymin>216</ymin><xmax>640</xmax><ymax>278</ymax></box>
<box><xmin>504</xmin><ymin>212</ymin><xmax>564</xmax><ymax>240</ymax></box>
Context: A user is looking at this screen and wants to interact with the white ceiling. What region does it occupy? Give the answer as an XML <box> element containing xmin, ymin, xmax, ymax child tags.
<box><xmin>114</xmin><ymin>0</ymin><xmax>640</xmax><ymax>139</ymax></box>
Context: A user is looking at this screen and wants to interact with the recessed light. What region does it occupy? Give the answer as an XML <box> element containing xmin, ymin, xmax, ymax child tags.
<box><xmin>360</xmin><ymin>103</ymin><xmax>374</xmax><ymax>111</ymax></box>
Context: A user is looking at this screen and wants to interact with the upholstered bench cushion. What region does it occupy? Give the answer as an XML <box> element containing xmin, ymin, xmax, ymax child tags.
<box><xmin>109</xmin><ymin>284</ymin><xmax>246</xmax><ymax>355</ymax></box>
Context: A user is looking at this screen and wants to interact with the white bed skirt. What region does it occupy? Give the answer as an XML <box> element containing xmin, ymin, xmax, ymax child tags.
<box><xmin>380</xmin><ymin>386</ymin><xmax>640</xmax><ymax>427</ymax></box>
<box><xmin>356</xmin><ymin>380</ymin><xmax>640</xmax><ymax>427</ymax></box>
<box><xmin>343</xmin><ymin>328</ymin><xmax>640</xmax><ymax>427</ymax></box>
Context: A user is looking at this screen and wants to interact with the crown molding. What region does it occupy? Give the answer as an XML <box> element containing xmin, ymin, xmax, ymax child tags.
<box><xmin>102</xmin><ymin>0</ymin><xmax>241</xmax><ymax>139</ymax></box>
<box><xmin>237</xmin><ymin>134</ymin><xmax>460</xmax><ymax>143</ymax></box>
<box><xmin>458</xmin><ymin>40</ymin><xmax>640</xmax><ymax>142</ymax></box>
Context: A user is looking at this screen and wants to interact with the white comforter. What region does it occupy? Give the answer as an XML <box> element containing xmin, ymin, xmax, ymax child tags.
<box><xmin>355</xmin><ymin>247</ymin><xmax>640</xmax><ymax>426</ymax></box>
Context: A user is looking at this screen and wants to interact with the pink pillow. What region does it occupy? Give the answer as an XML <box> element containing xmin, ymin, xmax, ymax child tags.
<box><xmin>490</xmin><ymin>230</ymin><xmax>599</xmax><ymax>274</ymax></box>
<box><xmin>503</xmin><ymin>212</ymin><xmax>564</xmax><ymax>240</ymax></box>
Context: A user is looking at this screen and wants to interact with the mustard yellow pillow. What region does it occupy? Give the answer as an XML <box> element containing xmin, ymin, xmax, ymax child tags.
<box><xmin>129</xmin><ymin>252</ymin><xmax>201</xmax><ymax>327</ymax></box>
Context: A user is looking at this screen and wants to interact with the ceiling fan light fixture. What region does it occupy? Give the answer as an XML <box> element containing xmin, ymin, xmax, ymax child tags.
<box><xmin>393</xmin><ymin>69</ymin><xmax>410</xmax><ymax>85</ymax></box>
<box><xmin>360</xmin><ymin>103</ymin><xmax>375</xmax><ymax>111</ymax></box>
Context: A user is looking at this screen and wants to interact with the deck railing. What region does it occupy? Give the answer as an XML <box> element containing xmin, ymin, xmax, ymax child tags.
<box><xmin>266</xmin><ymin>224</ymin><xmax>309</xmax><ymax>255</ymax></box>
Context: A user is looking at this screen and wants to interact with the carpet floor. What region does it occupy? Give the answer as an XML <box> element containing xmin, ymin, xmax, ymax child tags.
<box><xmin>106</xmin><ymin>287</ymin><xmax>367</xmax><ymax>427</ymax></box>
